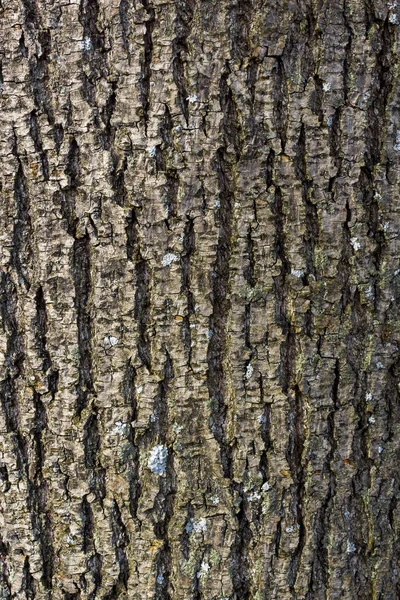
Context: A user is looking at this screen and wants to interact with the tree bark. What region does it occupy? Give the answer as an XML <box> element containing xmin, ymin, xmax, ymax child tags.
<box><xmin>0</xmin><ymin>0</ymin><xmax>400</xmax><ymax>598</ymax></box>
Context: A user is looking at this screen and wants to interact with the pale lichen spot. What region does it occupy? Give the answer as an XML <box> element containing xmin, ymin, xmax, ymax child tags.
<box><xmin>394</xmin><ymin>130</ymin><xmax>400</xmax><ymax>151</ymax></box>
<box><xmin>186</xmin><ymin>94</ymin><xmax>198</xmax><ymax>103</ymax></box>
<box><xmin>368</xmin><ymin>416</ymin><xmax>376</xmax><ymax>424</ymax></box>
<box><xmin>262</xmin><ymin>481</ymin><xmax>271</xmax><ymax>491</ymax></box>
<box><xmin>323</xmin><ymin>81</ymin><xmax>331</xmax><ymax>92</ymax></box>
<box><xmin>347</xmin><ymin>540</ymin><xmax>356</xmax><ymax>553</ymax></box>
<box><xmin>245</xmin><ymin>364</ymin><xmax>254</xmax><ymax>379</ymax></box>
<box><xmin>257</xmin><ymin>414</ymin><xmax>266</xmax><ymax>424</ymax></box>
<box><xmin>146</xmin><ymin>146</ymin><xmax>157</xmax><ymax>158</ymax></box>
<box><xmin>104</xmin><ymin>335</ymin><xmax>118</xmax><ymax>347</ymax></box>
<box><xmin>148</xmin><ymin>445</ymin><xmax>168</xmax><ymax>476</ymax></box>
<box><xmin>78</xmin><ymin>37</ymin><xmax>93</xmax><ymax>51</ymax></box>
<box><xmin>209</xmin><ymin>495</ymin><xmax>220</xmax><ymax>504</ymax></box>
<box><xmin>285</xmin><ymin>526</ymin><xmax>294</xmax><ymax>533</ymax></box>
<box><xmin>112</xmin><ymin>421</ymin><xmax>126</xmax><ymax>434</ymax></box>
<box><xmin>389</xmin><ymin>12</ymin><xmax>399</xmax><ymax>24</ymax></box>
<box><xmin>162</xmin><ymin>253</ymin><xmax>179</xmax><ymax>267</ymax></box>
<box><xmin>365</xmin><ymin>392</ymin><xmax>373</xmax><ymax>401</ymax></box>
<box><xmin>350</xmin><ymin>237</ymin><xmax>361</xmax><ymax>251</ymax></box>
<box><xmin>291</xmin><ymin>269</ymin><xmax>304</xmax><ymax>278</ymax></box>
<box><xmin>376</xmin><ymin>361</ymin><xmax>383</xmax><ymax>369</ymax></box>
<box><xmin>248</xmin><ymin>491</ymin><xmax>261</xmax><ymax>502</ymax></box>
<box><xmin>197</xmin><ymin>561</ymin><xmax>210</xmax><ymax>579</ymax></box>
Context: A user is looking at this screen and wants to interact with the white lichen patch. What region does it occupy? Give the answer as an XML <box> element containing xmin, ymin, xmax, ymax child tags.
<box><xmin>323</xmin><ymin>81</ymin><xmax>331</xmax><ymax>92</ymax></box>
<box><xmin>197</xmin><ymin>561</ymin><xmax>210</xmax><ymax>579</ymax></box>
<box><xmin>186</xmin><ymin>94</ymin><xmax>198</xmax><ymax>103</ymax></box>
<box><xmin>368</xmin><ymin>416</ymin><xmax>376</xmax><ymax>424</ymax></box>
<box><xmin>78</xmin><ymin>37</ymin><xmax>93</xmax><ymax>51</ymax></box>
<box><xmin>285</xmin><ymin>526</ymin><xmax>294</xmax><ymax>533</ymax></box>
<box><xmin>248</xmin><ymin>491</ymin><xmax>261</xmax><ymax>502</ymax></box>
<box><xmin>394</xmin><ymin>130</ymin><xmax>400</xmax><ymax>151</ymax></box>
<box><xmin>347</xmin><ymin>540</ymin><xmax>356</xmax><ymax>553</ymax></box>
<box><xmin>173</xmin><ymin>423</ymin><xmax>183</xmax><ymax>434</ymax></box>
<box><xmin>146</xmin><ymin>146</ymin><xmax>157</xmax><ymax>158</ymax></box>
<box><xmin>162</xmin><ymin>253</ymin><xmax>178</xmax><ymax>267</ymax></box>
<box><xmin>350</xmin><ymin>237</ymin><xmax>361</xmax><ymax>251</ymax></box>
<box><xmin>376</xmin><ymin>361</ymin><xmax>383</xmax><ymax>369</ymax></box>
<box><xmin>257</xmin><ymin>414</ymin><xmax>266</xmax><ymax>424</ymax></box>
<box><xmin>365</xmin><ymin>392</ymin><xmax>373</xmax><ymax>401</ymax></box>
<box><xmin>104</xmin><ymin>335</ymin><xmax>118</xmax><ymax>347</ymax></box>
<box><xmin>193</xmin><ymin>518</ymin><xmax>207</xmax><ymax>533</ymax></box>
<box><xmin>209</xmin><ymin>495</ymin><xmax>220</xmax><ymax>504</ymax></box>
<box><xmin>156</xmin><ymin>574</ymin><xmax>164</xmax><ymax>584</ymax></box>
<box><xmin>291</xmin><ymin>269</ymin><xmax>304</xmax><ymax>278</ymax></box>
<box><xmin>261</xmin><ymin>481</ymin><xmax>271</xmax><ymax>492</ymax></box>
<box><xmin>148</xmin><ymin>445</ymin><xmax>168</xmax><ymax>476</ymax></box>
<box><xmin>112</xmin><ymin>421</ymin><xmax>126</xmax><ymax>434</ymax></box>
<box><xmin>186</xmin><ymin>517</ymin><xmax>207</xmax><ymax>534</ymax></box>
<box><xmin>389</xmin><ymin>12</ymin><xmax>399</xmax><ymax>24</ymax></box>
<box><xmin>206</xmin><ymin>329</ymin><xmax>213</xmax><ymax>339</ymax></box>
<box><xmin>245</xmin><ymin>364</ymin><xmax>254</xmax><ymax>379</ymax></box>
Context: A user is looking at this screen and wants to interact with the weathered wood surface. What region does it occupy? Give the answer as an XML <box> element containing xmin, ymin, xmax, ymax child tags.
<box><xmin>0</xmin><ymin>0</ymin><xmax>400</xmax><ymax>598</ymax></box>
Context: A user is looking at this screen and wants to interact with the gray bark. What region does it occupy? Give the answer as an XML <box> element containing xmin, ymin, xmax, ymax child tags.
<box><xmin>0</xmin><ymin>0</ymin><xmax>400</xmax><ymax>599</ymax></box>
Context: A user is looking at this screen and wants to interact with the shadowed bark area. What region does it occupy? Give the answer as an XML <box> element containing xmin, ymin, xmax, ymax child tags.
<box><xmin>0</xmin><ymin>1</ymin><xmax>400</xmax><ymax>599</ymax></box>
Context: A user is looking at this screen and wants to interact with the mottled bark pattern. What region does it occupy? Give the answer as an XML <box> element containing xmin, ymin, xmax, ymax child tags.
<box><xmin>0</xmin><ymin>0</ymin><xmax>400</xmax><ymax>599</ymax></box>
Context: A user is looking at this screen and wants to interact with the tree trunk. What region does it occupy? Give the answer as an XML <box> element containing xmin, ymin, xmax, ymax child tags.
<box><xmin>0</xmin><ymin>0</ymin><xmax>400</xmax><ymax>598</ymax></box>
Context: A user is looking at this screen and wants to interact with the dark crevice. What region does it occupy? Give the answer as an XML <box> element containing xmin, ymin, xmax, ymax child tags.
<box><xmin>310</xmin><ymin>358</ymin><xmax>338</xmax><ymax>596</ymax></box>
<box><xmin>207</xmin><ymin>148</ymin><xmax>234</xmax><ymax>479</ymax></box>
<box><xmin>125</xmin><ymin>208</ymin><xmax>138</xmax><ymax>262</ymax></box>
<box><xmin>11</xmin><ymin>154</ymin><xmax>32</xmax><ymax>290</ymax></box>
<box><xmin>230</xmin><ymin>485</ymin><xmax>252</xmax><ymax>600</ymax></box>
<box><xmin>109</xmin><ymin>500</ymin><xmax>130</xmax><ymax>592</ymax></box>
<box><xmin>220</xmin><ymin>66</ymin><xmax>243</xmax><ymax>160</ymax></box>
<box><xmin>364</xmin><ymin>17</ymin><xmax>396</xmax><ymax>170</ymax></box>
<box><xmin>119</xmin><ymin>0</ymin><xmax>131</xmax><ymax>58</ymax></box>
<box><xmin>287</xmin><ymin>385</ymin><xmax>306</xmax><ymax>592</ymax></box>
<box><xmin>180</xmin><ymin>217</ymin><xmax>195</xmax><ymax>368</ymax></box>
<box><xmin>60</xmin><ymin>138</ymin><xmax>80</xmax><ymax>236</ymax></box>
<box><xmin>294</xmin><ymin>123</ymin><xmax>319</xmax><ymax>278</ymax></box>
<box><xmin>29</xmin><ymin>110</ymin><xmax>49</xmax><ymax>180</ymax></box>
<box><xmin>28</xmin><ymin>29</ymin><xmax>55</xmax><ymax>125</ymax></box>
<box><xmin>172</xmin><ymin>0</ymin><xmax>195</xmax><ymax>124</ymax></box>
<box><xmin>22</xmin><ymin>556</ymin><xmax>36</xmax><ymax>599</ymax></box>
<box><xmin>72</xmin><ymin>233</ymin><xmax>94</xmax><ymax>416</ymax></box>
<box><xmin>83</xmin><ymin>409</ymin><xmax>106</xmax><ymax>501</ymax></box>
<box><xmin>139</xmin><ymin>0</ymin><xmax>155</xmax><ymax>132</ymax></box>
<box><xmin>122</xmin><ymin>361</ymin><xmax>142</xmax><ymax>519</ymax></box>
<box><xmin>110</xmin><ymin>153</ymin><xmax>127</xmax><ymax>207</ymax></box>
<box><xmin>227</xmin><ymin>0</ymin><xmax>251</xmax><ymax>65</ymax></box>
<box><xmin>135</xmin><ymin>257</ymin><xmax>152</xmax><ymax>372</ymax></box>
<box><xmin>33</xmin><ymin>286</ymin><xmax>51</xmax><ymax>372</ymax></box>
<box><xmin>272</xmin><ymin>57</ymin><xmax>288</xmax><ymax>153</ymax></box>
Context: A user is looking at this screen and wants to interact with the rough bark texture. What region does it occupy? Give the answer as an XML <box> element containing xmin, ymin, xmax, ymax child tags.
<box><xmin>0</xmin><ymin>0</ymin><xmax>400</xmax><ymax>599</ymax></box>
